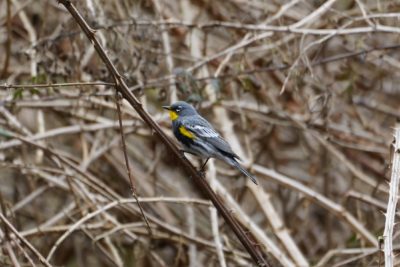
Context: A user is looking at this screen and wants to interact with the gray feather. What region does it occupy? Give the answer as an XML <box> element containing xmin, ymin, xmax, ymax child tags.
<box><xmin>229</xmin><ymin>158</ymin><xmax>258</xmax><ymax>185</ymax></box>
<box><xmin>182</xmin><ymin>115</ymin><xmax>238</xmax><ymax>157</ymax></box>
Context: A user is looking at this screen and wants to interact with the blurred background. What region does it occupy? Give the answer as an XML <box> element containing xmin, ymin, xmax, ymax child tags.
<box><xmin>0</xmin><ymin>0</ymin><xmax>399</xmax><ymax>266</ymax></box>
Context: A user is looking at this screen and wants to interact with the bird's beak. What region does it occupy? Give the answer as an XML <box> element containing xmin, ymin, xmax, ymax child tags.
<box><xmin>162</xmin><ymin>105</ymin><xmax>171</xmax><ymax>110</ymax></box>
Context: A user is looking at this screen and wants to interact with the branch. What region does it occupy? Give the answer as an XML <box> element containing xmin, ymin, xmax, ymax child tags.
<box><xmin>57</xmin><ymin>1</ymin><xmax>271</xmax><ymax>266</ymax></box>
<box><xmin>383</xmin><ymin>125</ymin><xmax>400</xmax><ymax>267</ymax></box>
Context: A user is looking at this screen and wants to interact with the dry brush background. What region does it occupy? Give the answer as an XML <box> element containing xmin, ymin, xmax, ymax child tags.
<box><xmin>0</xmin><ymin>0</ymin><xmax>400</xmax><ymax>266</ymax></box>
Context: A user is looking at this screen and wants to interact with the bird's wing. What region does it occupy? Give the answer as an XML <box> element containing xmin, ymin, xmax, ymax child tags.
<box><xmin>183</xmin><ymin>116</ymin><xmax>238</xmax><ymax>158</ymax></box>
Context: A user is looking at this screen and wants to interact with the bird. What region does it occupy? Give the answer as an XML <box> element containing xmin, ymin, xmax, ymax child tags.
<box><xmin>163</xmin><ymin>101</ymin><xmax>258</xmax><ymax>185</ymax></box>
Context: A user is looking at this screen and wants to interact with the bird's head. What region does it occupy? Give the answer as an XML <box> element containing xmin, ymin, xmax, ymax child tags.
<box><xmin>162</xmin><ymin>101</ymin><xmax>198</xmax><ymax>121</ymax></box>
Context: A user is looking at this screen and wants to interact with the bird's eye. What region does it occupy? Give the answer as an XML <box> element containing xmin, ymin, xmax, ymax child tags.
<box><xmin>176</xmin><ymin>107</ymin><xmax>181</xmax><ymax>112</ymax></box>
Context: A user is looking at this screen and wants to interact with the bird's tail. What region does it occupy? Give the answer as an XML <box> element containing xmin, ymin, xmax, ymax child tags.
<box><xmin>229</xmin><ymin>158</ymin><xmax>258</xmax><ymax>185</ymax></box>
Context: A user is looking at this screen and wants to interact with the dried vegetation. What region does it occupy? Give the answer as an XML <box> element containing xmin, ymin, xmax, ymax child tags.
<box><xmin>0</xmin><ymin>0</ymin><xmax>400</xmax><ymax>266</ymax></box>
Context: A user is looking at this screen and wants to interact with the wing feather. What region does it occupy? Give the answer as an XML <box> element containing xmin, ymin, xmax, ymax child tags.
<box><xmin>182</xmin><ymin>116</ymin><xmax>238</xmax><ymax>158</ymax></box>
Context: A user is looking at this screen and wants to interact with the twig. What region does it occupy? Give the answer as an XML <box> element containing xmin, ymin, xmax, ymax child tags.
<box><xmin>115</xmin><ymin>92</ymin><xmax>152</xmax><ymax>235</ymax></box>
<box><xmin>152</xmin><ymin>0</ymin><xmax>177</xmax><ymax>103</ymax></box>
<box><xmin>187</xmin><ymin>206</ymin><xmax>198</xmax><ymax>267</ymax></box>
<box><xmin>316</xmin><ymin>247</ymin><xmax>380</xmax><ymax>267</ymax></box>
<box><xmin>100</xmin><ymin>17</ymin><xmax>400</xmax><ymax>35</ymax></box>
<box><xmin>264</xmin><ymin>0</ymin><xmax>301</xmax><ymax>24</ymax></box>
<box><xmin>0</xmin><ymin>212</ymin><xmax>53</xmax><ymax>267</ymax></box>
<box><xmin>5</xmin><ymin>241</ymin><xmax>22</xmax><ymax>267</ymax></box>
<box><xmin>0</xmin><ymin>120</ymin><xmax>137</xmax><ymax>150</ymax></box>
<box><xmin>346</xmin><ymin>190</ymin><xmax>400</xmax><ymax>217</ymax></box>
<box><xmin>0</xmin><ymin>0</ymin><xmax>11</xmax><ymax>78</ymax></box>
<box><xmin>14</xmin><ymin>239</ymin><xmax>36</xmax><ymax>267</ymax></box>
<box><xmin>10</xmin><ymin>185</ymin><xmax>49</xmax><ymax>215</ymax></box>
<box><xmin>289</xmin><ymin>0</ymin><xmax>337</xmax><ymax>28</ymax></box>
<box><xmin>11</xmin><ymin>0</ymin><xmax>44</xmax><ymax>164</ymax></box>
<box><xmin>355</xmin><ymin>0</ymin><xmax>375</xmax><ymax>27</ymax></box>
<box><xmin>0</xmin><ymin>106</ymin><xmax>32</xmax><ymax>136</ymax></box>
<box><xmin>210</xmin><ymin>207</ymin><xmax>227</xmax><ymax>267</ymax></box>
<box><xmin>0</xmin><ymin>81</ymin><xmax>114</xmax><ymax>89</ymax></box>
<box><xmin>383</xmin><ymin>125</ymin><xmax>400</xmax><ymax>267</ymax></box>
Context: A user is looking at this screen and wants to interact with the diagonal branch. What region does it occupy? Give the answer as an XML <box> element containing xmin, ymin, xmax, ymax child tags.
<box><xmin>57</xmin><ymin>1</ymin><xmax>271</xmax><ymax>266</ymax></box>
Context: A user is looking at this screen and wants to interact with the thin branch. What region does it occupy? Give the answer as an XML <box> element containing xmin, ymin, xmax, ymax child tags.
<box><xmin>4</xmin><ymin>241</ymin><xmax>22</xmax><ymax>267</ymax></box>
<box><xmin>152</xmin><ymin>0</ymin><xmax>177</xmax><ymax>103</ymax></box>
<box><xmin>0</xmin><ymin>0</ymin><xmax>11</xmax><ymax>78</ymax></box>
<box><xmin>0</xmin><ymin>81</ymin><xmax>115</xmax><ymax>89</ymax></box>
<box><xmin>0</xmin><ymin>120</ymin><xmax>136</xmax><ymax>150</ymax></box>
<box><xmin>210</xmin><ymin>207</ymin><xmax>227</xmax><ymax>267</ymax></box>
<box><xmin>115</xmin><ymin>92</ymin><xmax>152</xmax><ymax>235</ymax></box>
<box><xmin>383</xmin><ymin>125</ymin><xmax>400</xmax><ymax>267</ymax></box>
<box><xmin>101</xmin><ymin>17</ymin><xmax>400</xmax><ymax>35</ymax></box>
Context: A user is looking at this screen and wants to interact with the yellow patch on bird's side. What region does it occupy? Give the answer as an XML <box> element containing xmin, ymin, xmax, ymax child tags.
<box><xmin>169</xmin><ymin>111</ymin><xmax>179</xmax><ymax>121</ymax></box>
<box><xmin>179</xmin><ymin>126</ymin><xmax>195</xmax><ymax>139</ymax></box>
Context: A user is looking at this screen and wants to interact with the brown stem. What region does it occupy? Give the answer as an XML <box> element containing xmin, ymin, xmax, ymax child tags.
<box><xmin>1</xmin><ymin>0</ymin><xmax>11</xmax><ymax>78</ymax></box>
<box><xmin>57</xmin><ymin>0</ymin><xmax>271</xmax><ymax>266</ymax></box>
<box><xmin>115</xmin><ymin>92</ymin><xmax>153</xmax><ymax>235</ymax></box>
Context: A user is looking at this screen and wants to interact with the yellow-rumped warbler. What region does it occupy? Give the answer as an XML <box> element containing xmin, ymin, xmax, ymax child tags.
<box><xmin>163</xmin><ymin>101</ymin><xmax>258</xmax><ymax>185</ymax></box>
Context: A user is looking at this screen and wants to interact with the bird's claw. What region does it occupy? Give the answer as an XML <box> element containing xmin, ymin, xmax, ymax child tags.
<box><xmin>197</xmin><ymin>170</ymin><xmax>206</xmax><ymax>177</ymax></box>
<box><xmin>178</xmin><ymin>149</ymin><xmax>186</xmax><ymax>159</ymax></box>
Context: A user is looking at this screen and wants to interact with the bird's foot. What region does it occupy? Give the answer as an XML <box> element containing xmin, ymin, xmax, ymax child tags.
<box><xmin>178</xmin><ymin>149</ymin><xmax>187</xmax><ymax>159</ymax></box>
<box><xmin>196</xmin><ymin>158</ymin><xmax>210</xmax><ymax>177</ymax></box>
<box><xmin>197</xmin><ymin>169</ymin><xmax>206</xmax><ymax>177</ymax></box>
<box><xmin>200</xmin><ymin>158</ymin><xmax>210</xmax><ymax>172</ymax></box>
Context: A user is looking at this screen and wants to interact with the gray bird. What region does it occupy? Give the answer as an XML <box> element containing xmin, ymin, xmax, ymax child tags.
<box><xmin>163</xmin><ymin>101</ymin><xmax>258</xmax><ymax>185</ymax></box>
